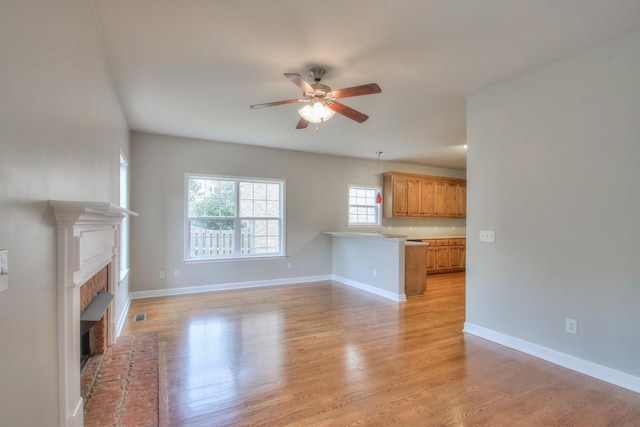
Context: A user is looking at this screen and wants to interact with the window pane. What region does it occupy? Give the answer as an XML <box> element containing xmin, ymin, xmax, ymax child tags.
<box><xmin>348</xmin><ymin>185</ymin><xmax>380</xmax><ymax>226</ymax></box>
<box><xmin>254</xmin><ymin>183</ymin><xmax>266</xmax><ymax>199</ymax></box>
<box><xmin>241</xmin><ymin>219</ymin><xmax>280</xmax><ymax>254</ymax></box>
<box><xmin>239</xmin><ymin>182</ymin><xmax>254</xmax><ymax>199</ymax></box>
<box><xmin>189</xmin><ymin>219</ymin><xmax>235</xmax><ymax>257</ymax></box>
<box><xmin>240</xmin><ymin>180</ymin><xmax>280</xmax><ymax>218</ymax></box>
<box><xmin>266</xmin><ymin>184</ymin><xmax>280</xmax><ymax>200</ymax></box>
<box><xmin>266</xmin><ymin>201</ymin><xmax>279</xmax><ymax>216</ymax></box>
<box><xmin>254</xmin><ymin>200</ymin><xmax>266</xmax><ymax>216</ymax></box>
<box><xmin>189</xmin><ymin>178</ymin><xmax>235</xmax><ymax>217</ymax></box>
<box><xmin>350</xmin><ymin>187</ymin><xmax>376</xmax><ymax>206</ymax></box>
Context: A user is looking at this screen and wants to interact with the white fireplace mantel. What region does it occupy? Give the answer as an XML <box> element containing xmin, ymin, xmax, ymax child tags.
<box><xmin>50</xmin><ymin>200</ymin><xmax>137</xmax><ymax>427</ymax></box>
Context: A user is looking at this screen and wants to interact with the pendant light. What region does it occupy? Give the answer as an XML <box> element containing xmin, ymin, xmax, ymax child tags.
<box><xmin>376</xmin><ymin>151</ymin><xmax>383</xmax><ymax>204</ymax></box>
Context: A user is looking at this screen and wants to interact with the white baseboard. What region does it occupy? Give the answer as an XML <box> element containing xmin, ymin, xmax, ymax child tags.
<box><xmin>63</xmin><ymin>396</ymin><xmax>83</xmax><ymax>427</ymax></box>
<box><xmin>128</xmin><ymin>274</ymin><xmax>406</xmax><ymax>303</ymax></box>
<box><xmin>129</xmin><ymin>275</ymin><xmax>332</xmax><ymax>299</ymax></box>
<box><xmin>116</xmin><ymin>296</ymin><xmax>131</xmax><ymax>337</ymax></box>
<box><xmin>332</xmin><ymin>275</ymin><xmax>406</xmax><ymax>302</ymax></box>
<box><xmin>463</xmin><ymin>322</ymin><xmax>640</xmax><ymax>394</ymax></box>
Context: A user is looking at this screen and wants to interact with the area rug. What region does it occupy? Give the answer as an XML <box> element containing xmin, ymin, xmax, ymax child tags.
<box><xmin>81</xmin><ymin>332</ymin><xmax>159</xmax><ymax>427</ymax></box>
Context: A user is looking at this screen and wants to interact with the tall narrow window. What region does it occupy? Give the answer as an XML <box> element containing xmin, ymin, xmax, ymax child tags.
<box><xmin>119</xmin><ymin>153</ymin><xmax>130</xmax><ymax>279</ymax></box>
<box><xmin>348</xmin><ymin>185</ymin><xmax>381</xmax><ymax>226</ymax></box>
<box><xmin>186</xmin><ymin>174</ymin><xmax>285</xmax><ymax>260</ymax></box>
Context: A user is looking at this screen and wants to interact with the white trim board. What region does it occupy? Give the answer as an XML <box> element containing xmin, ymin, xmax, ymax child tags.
<box><xmin>129</xmin><ymin>274</ymin><xmax>406</xmax><ymax>303</ymax></box>
<box><xmin>130</xmin><ymin>275</ymin><xmax>332</xmax><ymax>299</ymax></box>
<box><xmin>332</xmin><ymin>275</ymin><xmax>406</xmax><ymax>302</ymax></box>
<box><xmin>463</xmin><ymin>322</ymin><xmax>640</xmax><ymax>394</ymax></box>
<box><xmin>116</xmin><ymin>296</ymin><xmax>131</xmax><ymax>337</ymax></box>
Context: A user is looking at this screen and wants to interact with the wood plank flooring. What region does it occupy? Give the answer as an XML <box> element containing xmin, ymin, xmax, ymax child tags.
<box><xmin>122</xmin><ymin>273</ymin><xmax>640</xmax><ymax>426</ymax></box>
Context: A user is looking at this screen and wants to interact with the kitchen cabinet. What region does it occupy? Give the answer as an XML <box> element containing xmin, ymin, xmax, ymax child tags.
<box><xmin>434</xmin><ymin>240</ymin><xmax>450</xmax><ymax>270</ymax></box>
<box><xmin>406</xmin><ymin>176</ymin><xmax>436</xmax><ymax>216</ymax></box>
<box><xmin>434</xmin><ymin>180</ymin><xmax>447</xmax><ymax>217</ymax></box>
<box><xmin>426</xmin><ymin>243</ymin><xmax>436</xmax><ymax>272</ymax></box>
<box><xmin>407</xmin><ymin>177</ymin><xmax>422</xmax><ymax>216</ymax></box>
<box><xmin>446</xmin><ymin>182</ymin><xmax>466</xmax><ymax>218</ymax></box>
<box><xmin>418</xmin><ymin>178</ymin><xmax>435</xmax><ymax>216</ymax></box>
<box><xmin>383</xmin><ymin>172</ymin><xmax>465</xmax><ymax>218</ymax></box>
<box><xmin>382</xmin><ymin>175</ymin><xmax>410</xmax><ymax>217</ymax></box>
<box><xmin>383</xmin><ymin>174</ymin><xmax>433</xmax><ymax>217</ymax></box>
<box><xmin>422</xmin><ymin>238</ymin><xmax>466</xmax><ymax>274</ymax></box>
<box><xmin>405</xmin><ymin>243</ymin><xmax>427</xmax><ymax>298</ymax></box>
<box><xmin>447</xmin><ymin>239</ymin><xmax>464</xmax><ymax>269</ymax></box>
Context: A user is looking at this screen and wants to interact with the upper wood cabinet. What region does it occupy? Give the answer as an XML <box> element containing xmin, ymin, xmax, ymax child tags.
<box><xmin>389</xmin><ymin>174</ymin><xmax>409</xmax><ymax>216</ymax></box>
<box><xmin>383</xmin><ymin>172</ymin><xmax>466</xmax><ymax>219</ymax></box>
<box><xmin>445</xmin><ymin>181</ymin><xmax>466</xmax><ymax>218</ymax></box>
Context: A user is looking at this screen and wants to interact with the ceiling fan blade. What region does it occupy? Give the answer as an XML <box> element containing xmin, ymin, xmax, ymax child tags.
<box><xmin>296</xmin><ymin>117</ymin><xmax>309</xmax><ymax>129</ymax></box>
<box><xmin>331</xmin><ymin>83</ymin><xmax>381</xmax><ymax>99</ymax></box>
<box><xmin>328</xmin><ymin>101</ymin><xmax>370</xmax><ymax>123</ymax></box>
<box><xmin>284</xmin><ymin>73</ymin><xmax>315</xmax><ymax>93</ymax></box>
<box><xmin>250</xmin><ymin>99</ymin><xmax>304</xmax><ymax>109</ymax></box>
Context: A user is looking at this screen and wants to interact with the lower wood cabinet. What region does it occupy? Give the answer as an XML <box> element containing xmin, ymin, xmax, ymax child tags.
<box><xmin>423</xmin><ymin>238</ymin><xmax>466</xmax><ymax>274</ymax></box>
<box><xmin>405</xmin><ymin>244</ymin><xmax>427</xmax><ymax>298</ymax></box>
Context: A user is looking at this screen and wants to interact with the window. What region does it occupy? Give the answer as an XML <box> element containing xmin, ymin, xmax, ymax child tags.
<box><xmin>348</xmin><ymin>185</ymin><xmax>381</xmax><ymax>226</ymax></box>
<box><xmin>186</xmin><ymin>174</ymin><xmax>285</xmax><ymax>260</ymax></box>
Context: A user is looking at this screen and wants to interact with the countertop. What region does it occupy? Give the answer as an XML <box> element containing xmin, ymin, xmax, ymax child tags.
<box><xmin>406</xmin><ymin>235</ymin><xmax>466</xmax><ymax>241</ymax></box>
<box><xmin>323</xmin><ymin>232</ymin><xmax>465</xmax><ymax>242</ymax></box>
<box><xmin>323</xmin><ymin>231</ymin><xmax>408</xmax><ymax>241</ymax></box>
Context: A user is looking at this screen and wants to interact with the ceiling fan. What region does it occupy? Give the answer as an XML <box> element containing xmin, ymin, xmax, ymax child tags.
<box><xmin>250</xmin><ymin>67</ymin><xmax>381</xmax><ymax>129</ymax></box>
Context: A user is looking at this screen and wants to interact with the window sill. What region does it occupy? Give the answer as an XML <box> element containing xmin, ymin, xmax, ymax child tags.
<box><xmin>184</xmin><ymin>255</ymin><xmax>287</xmax><ymax>264</ymax></box>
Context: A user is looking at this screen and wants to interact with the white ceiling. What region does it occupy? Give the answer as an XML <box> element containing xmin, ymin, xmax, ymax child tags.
<box><xmin>92</xmin><ymin>0</ymin><xmax>640</xmax><ymax>170</ymax></box>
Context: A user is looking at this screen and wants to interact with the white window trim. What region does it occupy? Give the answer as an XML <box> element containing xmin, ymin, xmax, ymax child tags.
<box><xmin>184</xmin><ymin>173</ymin><xmax>286</xmax><ymax>262</ymax></box>
<box><xmin>347</xmin><ymin>184</ymin><xmax>382</xmax><ymax>228</ymax></box>
<box><xmin>119</xmin><ymin>152</ymin><xmax>130</xmax><ymax>282</ymax></box>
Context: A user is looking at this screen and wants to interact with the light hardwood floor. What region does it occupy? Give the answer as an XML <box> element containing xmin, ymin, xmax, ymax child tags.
<box><xmin>122</xmin><ymin>273</ymin><xmax>640</xmax><ymax>426</ymax></box>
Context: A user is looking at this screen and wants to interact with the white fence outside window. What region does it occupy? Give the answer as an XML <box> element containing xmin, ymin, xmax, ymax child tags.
<box><xmin>189</xmin><ymin>226</ymin><xmax>254</xmax><ymax>257</ymax></box>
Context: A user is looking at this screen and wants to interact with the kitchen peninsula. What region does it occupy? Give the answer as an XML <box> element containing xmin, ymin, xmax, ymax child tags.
<box><xmin>323</xmin><ymin>232</ymin><xmax>428</xmax><ymax>302</ymax></box>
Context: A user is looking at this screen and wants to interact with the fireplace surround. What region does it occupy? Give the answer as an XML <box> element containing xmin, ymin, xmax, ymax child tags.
<box><xmin>51</xmin><ymin>201</ymin><xmax>137</xmax><ymax>427</ymax></box>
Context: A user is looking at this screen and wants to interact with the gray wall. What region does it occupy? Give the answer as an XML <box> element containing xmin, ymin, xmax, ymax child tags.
<box><xmin>129</xmin><ymin>132</ymin><xmax>464</xmax><ymax>293</ymax></box>
<box><xmin>466</xmin><ymin>28</ymin><xmax>640</xmax><ymax>377</ymax></box>
<box><xmin>331</xmin><ymin>236</ymin><xmax>404</xmax><ymax>297</ymax></box>
<box><xmin>0</xmin><ymin>1</ymin><xmax>129</xmax><ymax>425</ymax></box>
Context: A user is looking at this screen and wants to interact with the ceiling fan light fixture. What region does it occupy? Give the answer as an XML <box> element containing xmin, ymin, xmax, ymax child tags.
<box><xmin>298</xmin><ymin>100</ymin><xmax>335</xmax><ymax>123</ymax></box>
<box><xmin>251</xmin><ymin>67</ymin><xmax>380</xmax><ymax>129</ymax></box>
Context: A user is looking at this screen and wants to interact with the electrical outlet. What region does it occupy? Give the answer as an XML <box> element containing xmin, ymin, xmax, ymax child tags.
<box><xmin>372</xmin><ymin>269</ymin><xmax>377</xmax><ymax>277</ymax></box>
<box><xmin>159</xmin><ymin>270</ymin><xmax>166</xmax><ymax>279</ymax></box>
<box><xmin>565</xmin><ymin>318</ymin><xmax>577</xmax><ymax>335</ymax></box>
<box><xmin>174</xmin><ymin>269</ymin><xmax>180</xmax><ymax>278</ymax></box>
<box><xmin>287</xmin><ymin>262</ymin><xmax>292</xmax><ymax>270</ymax></box>
<box><xmin>479</xmin><ymin>230</ymin><xmax>496</xmax><ymax>243</ymax></box>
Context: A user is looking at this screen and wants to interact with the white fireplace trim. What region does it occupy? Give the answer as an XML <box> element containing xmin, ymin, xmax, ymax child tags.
<box><xmin>51</xmin><ymin>201</ymin><xmax>137</xmax><ymax>427</ymax></box>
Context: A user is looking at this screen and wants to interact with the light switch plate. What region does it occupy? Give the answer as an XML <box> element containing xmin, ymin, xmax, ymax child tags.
<box><xmin>0</xmin><ymin>249</ymin><xmax>8</xmax><ymax>292</ymax></box>
<box><xmin>479</xmin><ymin>230</ymin><xmax>496</xmax><ymax>243</ymax></box>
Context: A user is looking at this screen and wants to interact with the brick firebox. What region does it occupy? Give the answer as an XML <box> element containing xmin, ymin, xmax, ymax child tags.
<box><xmin>80</xmin><ymin>265</ymin><xmax>109</xmax><ymax>356</ymax></box>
